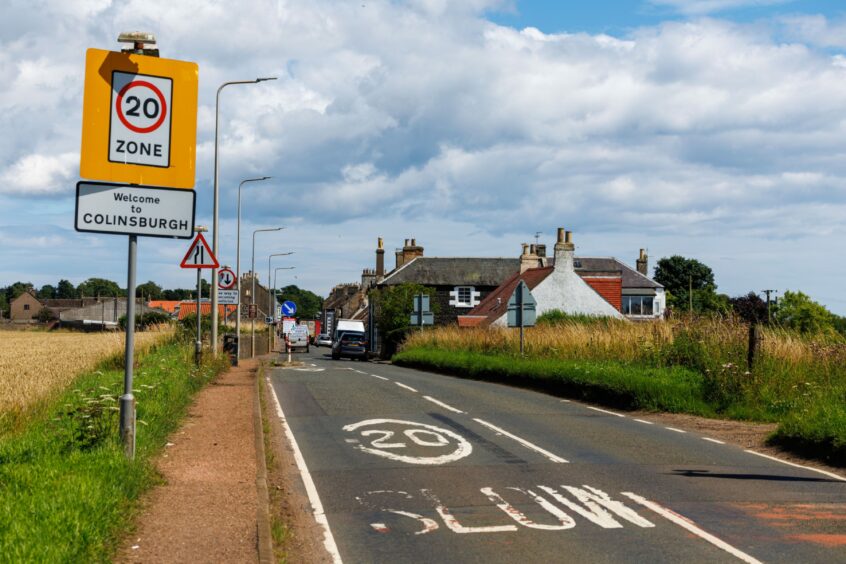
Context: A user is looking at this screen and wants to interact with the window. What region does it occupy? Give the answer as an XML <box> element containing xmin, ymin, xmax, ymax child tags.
<box><xmin>622</xmin><ymin>296</ymin><xmax>654</xmax><ymax>316</ymax></box>
<box><xmin>23</xmin><ymin>304</ymin><xmax>30</xmax><ymax>311</ymax></box>
<box><xmin>450</xmin><ymin>286</ymin><xmax>479</xmax><ymax>308</ymax></box>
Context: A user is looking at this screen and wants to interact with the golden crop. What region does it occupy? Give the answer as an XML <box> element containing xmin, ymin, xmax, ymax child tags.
<box><xmin>0</xmin><ymin>329</ymin><xmax>172</xmax><ymax>416</ymax></box>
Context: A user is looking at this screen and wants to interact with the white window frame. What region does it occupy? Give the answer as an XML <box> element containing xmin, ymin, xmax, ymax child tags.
<box><xmin>449</xmin><ymin>286</ymin><xmax>480</xmax><ymax>308</ymax></box>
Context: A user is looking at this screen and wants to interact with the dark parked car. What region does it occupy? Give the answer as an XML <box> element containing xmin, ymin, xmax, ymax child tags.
<box><xmin>331</xmin><ymin>331</ymin><xmax>368</xmax><ymax>361</ymax></box>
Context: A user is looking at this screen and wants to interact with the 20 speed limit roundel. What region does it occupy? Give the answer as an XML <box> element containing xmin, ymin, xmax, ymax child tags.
<box><xmin>116</xmin><ymin>80</ymin><xmax>168</xmax><ymax>134</ymax></box>
<box><xmin>109</xmin><ymin>71</ymin><xmax>173</xmax><ymax>169</ymax></box>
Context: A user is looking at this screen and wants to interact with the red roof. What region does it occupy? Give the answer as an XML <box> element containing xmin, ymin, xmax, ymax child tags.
<box><xmin>148</xmin><ymin>300</ymin><xmax>181</xmax><ymax>313</ymax></box>
<box><xmin>462</xmin><ymin>267</ymin><xmax>553</xmax><ymax>326</ymax></box>
<box><xmin>177</xmin><ymin>303</ymin><xmax>237</xmax><ymax>320</ymax></box>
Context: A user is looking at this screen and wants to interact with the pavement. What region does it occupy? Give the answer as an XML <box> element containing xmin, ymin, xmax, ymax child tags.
<box><xmin>267</xmin><ymin>348</ymin><xmax>846</xmax><ymax>564</ymax></box>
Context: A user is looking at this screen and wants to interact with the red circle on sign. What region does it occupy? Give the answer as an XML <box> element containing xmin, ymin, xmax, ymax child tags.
<box><xmin>218</xmin><ymin>268</ymin><xmax>237</xmax><ymax>290</ymax></box>
<box><xmin>116</xmin><ymin>80</ymin><xmax>168</xmax><ymax>134</ymax></box>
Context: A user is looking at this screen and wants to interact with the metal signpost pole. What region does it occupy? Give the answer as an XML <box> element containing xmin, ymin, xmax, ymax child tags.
<box><xmin>518</xmin><ymin>287</ymin><xmax>524</xmax><ymax>356</ymax></box>
<box><xmin>196</xmin><ymin>268</ymin><xmax>202</xmax><ymax>364</ymax></box>
<box><xmin>120</xmin><ymin>235</ymin><xmax>137</xmax><ymax>459</ymax></box>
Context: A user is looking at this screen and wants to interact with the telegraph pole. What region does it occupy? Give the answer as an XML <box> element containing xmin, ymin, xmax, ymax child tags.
<box><xmin>761</xmin><ymin>289</ymin><xmax>777</xmax><ymax>323</ymax></box>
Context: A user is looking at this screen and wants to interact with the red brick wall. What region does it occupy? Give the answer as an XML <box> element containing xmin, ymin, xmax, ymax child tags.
<box><xmin>582</xmin><ymin>277</ymin><xmax>622</xmax><ymax>311</ymax></box>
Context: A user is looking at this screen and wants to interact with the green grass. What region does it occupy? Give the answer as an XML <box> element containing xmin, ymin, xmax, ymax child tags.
<box><xmin>394</xmin><ymin>347</ymin><xmax>712</xmax><ymax>414</ymax></box>
<box><xmin>0</xmin><ymin>339</ymin><xmax>229</xmax><ymax>562</ymax></box>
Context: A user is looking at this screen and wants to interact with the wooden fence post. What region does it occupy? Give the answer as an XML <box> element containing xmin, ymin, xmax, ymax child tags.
<box><xmin>747</xmin><ymin>323</ymin><xmax>762</xmax><ymax>371</ymax></box>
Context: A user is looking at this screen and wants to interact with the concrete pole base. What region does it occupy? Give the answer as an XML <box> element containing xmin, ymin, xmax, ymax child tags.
<box><xmin>195</xmin><ymin>340</ymin><xmax>202</xmax><ymax>365</ymax></box>
<box><xmin>119</xmin><ymin>394</ymin><xmax>136</xmax><ymax>459</ymax></box>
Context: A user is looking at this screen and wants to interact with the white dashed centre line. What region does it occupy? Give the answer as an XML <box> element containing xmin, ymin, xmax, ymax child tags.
<box><xmin>585</xmin><ymin>406</ymin><xmax>625</xmax><ymax>418</ymax></box>
<box><xmin>395</xmin><ymin>382</ymin><xmax>418</xmax><ymax>393</ymax></box>
<box><xmin>702</xmin><ymin>437</ymin><xmax>725</xmax><ymax>445</ymax></box>
<box><xmin>473</xmin><ymin>418</ymin><xmax>568</xmax><ymax>463</ymax></box>
<box><xmin>621</xmin><ymin>492</ymin><xmax>762</xmax><ymax>564</ymax></box>
<box><xmin>422</xmin><ymin>396</ymin><xmax>465</xmax><ymax>414</ymax></box>
<box><xmin>665</xmin><ymin>427</ymin><xmax>686</xmax><ymax>433</ymax></box>
<box><xmin>633</xmin><ymin>419</ymin><xmax>654</xmax><ymax>425</ymax></box>
<box><xmin>370</xmin><ymin>374</ymin><xmax>389</xmax><ymax>381</ymax></box>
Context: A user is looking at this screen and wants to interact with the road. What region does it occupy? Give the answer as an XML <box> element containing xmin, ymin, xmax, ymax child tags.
<box><xmin>267</xmin><ymin>348</ymin><xmax>846</xmax><ymax>563</ymax></box>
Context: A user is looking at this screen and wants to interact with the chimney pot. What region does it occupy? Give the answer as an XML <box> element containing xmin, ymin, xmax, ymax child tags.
<box><xmin>530</xmin><ymin>244</ymin><xmax>537</xmax><ymax>255</ymax></box>
<box><xmin>565</xmin><ymin>231</ymin><xmax>573</xmax><ymax>244</ymax></box>
<box><xmin>557</xmin><ymin>228</ymin><xmax>565</xmax><ymax>244</ymax></box>
<box><xmin>521</xmin><ymin>243</ymin><xmax>529</xmax><ymax>256</ymax></box>
<box><xmin>411</xmin><ymin>238</ymin><xmax>416</xmax><ymax>246</ymax></box>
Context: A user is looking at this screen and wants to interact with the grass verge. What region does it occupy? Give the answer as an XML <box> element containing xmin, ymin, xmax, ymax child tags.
<box><xmin>0</xmin><ymin>339</ymin><xmax>230</xmax><ymax>562</ymax></box>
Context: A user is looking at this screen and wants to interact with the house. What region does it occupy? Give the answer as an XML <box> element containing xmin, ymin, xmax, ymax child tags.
<box><xmin>148</xmin><ymin>300</ymin><xmax>182</xmax><ymax>316</ymax></box>
<box><xmin>461</xmin><ymin>229</ymin><xmax>665</xmax><ymax>326</ymax></box>
<box><xmin>58</xmin><ymin>298</ymin><xmax>157</xmax><ymax>330</ymax></box>
<box><xmin>9</xmin><ymin>291</ymin><xmax>43</xmax><ymax>322</ymax></box>
<box><xmin>375</xmin><ymin>239</ymin><xmax>518</xmax><ymax>326</ymax></box>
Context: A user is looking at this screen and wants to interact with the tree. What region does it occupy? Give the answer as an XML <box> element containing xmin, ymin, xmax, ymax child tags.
<box><xmin>729</xmin><ymin>292</ymin><xmax>769</xmax><ymax>324</ymax></box>
<box><xmin>653</xmin><ymin>256</ymin><xmax>720</xmax><ymax>313</ymax></box>
<box><xmin>77</xmin><ymin>278</ymin><xmax>123</xmax><ymax>298</ymax></box>
<box><xmin>56</xmin><ymin>279</ymin><xmax>77</xmax><ymax>299</ymax></box>
<box><xmin>5</xmin><ymin>281</ymin><xmax>34</xmax><ymax>303</ymax></box>
<box><xmin>136</xmin><ymin>280</ymin><xmax>163</xmax><ymax>300</ymax></box>
<box><xmin>37</xmin><ymin>284</ymin><xmax>57</xmax><ymax>300</ymax></box>
<box><xmin>370</xmin><ymin>283</ymin><xmax>437</xmax><ymax>357</ymax></box>
<box><xmin>36</xmin><ymin>307</ymin><xmax>58</xmax><ymax>323</ymax></box>
<box><xmin>772</xmin><ymin>290</ymin><xmax>836</xmax><ymax>334</ymax></box>
<box><xmin>275</xmin><ymin>285</ymin><xmax>323</xmax><ymax>319</ymax></box>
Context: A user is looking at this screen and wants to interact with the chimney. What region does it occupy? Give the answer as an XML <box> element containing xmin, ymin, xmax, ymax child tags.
<box><xmin>553</xmin><ymin>227</ymin><xmax>575</xmax><ymax>271</ymax></box>
<box><xmin>375</xmin><ymin>237</ymin><xmax>385</xmax><ymax>279</ymax></box>
<box><xmin>520</xmin><ymin>242</ymin><xmax>539</xmax><ymax>273</ymax></box>
<box><xmin>402</xmin><ymin>237</ymin><xmax>424</xmax><ymax>265</ymax></box>
<box><xmin>636</xmin><ymin>248</ymin><xmax>648</xmax><ymax>276</ymax></box>
<box><xmin>396</xmin><ymin>248</ymin><xmax>404</xmax><ymax>269</ymax></box>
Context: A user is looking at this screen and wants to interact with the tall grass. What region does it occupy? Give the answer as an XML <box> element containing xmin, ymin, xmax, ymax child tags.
<box><xmin>0</xmin><ymin>338</ymin><xmax>230</xmax><ymax>562</ymax></box>
<box><xmin>399</xmin><ymin>316</ymin><xmax>846</xmax><ymax>464</ymax></box>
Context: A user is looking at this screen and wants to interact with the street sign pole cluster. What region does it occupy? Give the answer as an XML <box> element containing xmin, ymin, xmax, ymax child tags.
<box><xmin>77</xmin><ymin>33</ymin><xmax>199</xmax><ymax>458</ymax></box>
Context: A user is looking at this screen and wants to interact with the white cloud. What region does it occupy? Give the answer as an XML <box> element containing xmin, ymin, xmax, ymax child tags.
<box><xmin>0</xmin><ymin>153</ymin><xmax>78</xmax><ymax>196</ymax></box>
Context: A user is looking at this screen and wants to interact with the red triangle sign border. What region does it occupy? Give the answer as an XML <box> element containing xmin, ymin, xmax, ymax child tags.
<box><xmin>180</xmin><ymin>232</ymin><xmax>220</xmax><ymax>269</ymax></box>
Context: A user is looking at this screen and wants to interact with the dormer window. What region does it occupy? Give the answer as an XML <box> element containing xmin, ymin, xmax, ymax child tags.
<box><xmin>450</xmin><ymin>286</ymin><xmax>480</xmax><ymax>308</ymax></box>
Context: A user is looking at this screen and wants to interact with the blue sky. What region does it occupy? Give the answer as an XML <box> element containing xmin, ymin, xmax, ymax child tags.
<box><xmin>2</xmin><ymin>0</ymin><xmax>846</xmax><ymax>313</ymax></box>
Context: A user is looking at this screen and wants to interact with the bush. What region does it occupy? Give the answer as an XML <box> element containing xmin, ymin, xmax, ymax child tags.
<box><xmin>118</xmin><ymin>311</ymin><xmax>172</xmax><ymax>331</ymax></box>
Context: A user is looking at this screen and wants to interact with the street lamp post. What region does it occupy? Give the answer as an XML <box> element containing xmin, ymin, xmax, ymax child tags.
<box><xmin>251</xmin><ymin>227</ymin><xmax>285</xmax><ymax>357</ymax></box>
<box><xmin>235</xmin><ymin>176</ymin><xmax>271</xmax><ymax>365</ymax></box>
<box><xmin>211</xmin><ymin>77</ymin><xmax>276</xmax><ymax>354</ymax></box>
<box><xmin>267</xmin><ymin>255</ymin><xmax>294</xmax><ymax>353</ymax></box>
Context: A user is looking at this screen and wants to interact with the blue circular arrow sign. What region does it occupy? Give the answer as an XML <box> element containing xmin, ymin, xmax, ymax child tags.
<box><xmin>281</xmin><ymin>300</ymin><xmax>297</xmax><ymax>316</ymax></box>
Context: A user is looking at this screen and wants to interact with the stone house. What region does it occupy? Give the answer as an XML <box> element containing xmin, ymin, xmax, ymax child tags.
<box><xmin>9</xmin><ymin>291</ymin><xmax>42</xmax><ymax>322</ymax></box>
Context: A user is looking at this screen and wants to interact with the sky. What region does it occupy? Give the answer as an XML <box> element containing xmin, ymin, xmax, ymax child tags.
<box><xmin>2</xmin><ymin>0</ymin><xmax>846</xmax><ymax>313</ymax></box>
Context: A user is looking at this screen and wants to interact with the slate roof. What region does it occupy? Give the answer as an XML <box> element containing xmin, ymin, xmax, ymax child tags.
<box><xmin>465</xmin><ymin>266</ymin><xmax>554</xmax><ymax>322</ymax></box>
<box><xmin>379</xmin><ymin>257</ymin><xmax>520</xmax><ymax>287</ymax></box>
<box><xmin>573</xmin><ymin>257</ymin><xmax>662</xmax><ymax>289</ymax></box>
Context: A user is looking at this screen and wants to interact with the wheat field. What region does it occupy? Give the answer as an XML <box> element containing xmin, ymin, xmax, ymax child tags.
<box><xmin>0</xmin><ymin>329</ymin><xmax>172</xmax><ymax>415</ymax></box>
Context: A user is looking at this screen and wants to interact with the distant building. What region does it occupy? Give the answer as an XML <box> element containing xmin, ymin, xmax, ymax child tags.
<box><xmin>9</xmin><ymin>291</ymin><xmax>42</xmax><ymax>322</ymax></box>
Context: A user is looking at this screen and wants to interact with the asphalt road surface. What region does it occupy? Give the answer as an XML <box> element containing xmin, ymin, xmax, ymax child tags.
<box><xmin>268</xmin><ymin>349</ymin><xmax>846</xmax><ymax>563</ymax></box>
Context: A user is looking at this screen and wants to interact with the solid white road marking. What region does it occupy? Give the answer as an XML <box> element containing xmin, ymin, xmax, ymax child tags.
<box><xmin>370</xmin><ymin>374</ymin><xmax>390</xmax><ymax>381</ymax></box>
<box><xmin>703</xmin><ymin>437</ymin><xmax>726</xmax><ymax>445</ymax></box>
<box><xmin>266</xmin><ymin>377</ymin><xmax>343</xmax><ymax>563</ymax></box>
<box><xmin>621</xmin><ymin>492</ymin><xmax>762</xmax><ymax>564</ymax></box>
<box><xmin>473</xmin><ymin>418</ymin><xmax>568</xmax><ymax>463</ymax></box>
<box><xmin>633</xmin><ymin>419</ymin><xmax>654</xmax><ymax>425</ymax></box>
<box><xmin>422</xmin><ymin>395</ymin><xmax>465</xmax><ymax>414</ymax></box>
<box><xmin>483</xmin><ymin>487</ymin><xmax>575</xmax><ymax>530</ymax></box>
<box><xmin>395</xmin><ymin>382</ymin><xmax>418</xmax><ymax>393</ymax></box>
<box><xmin>665</xmin><ymin>427</ymin><xmax>686</xmax><ymax>433</ymax></box>
<box><xmin>343</xmin><ymin>419</ymin><xmax>473</xmax><ymax>465</ymax></box>
<box><xmin>585</xmin><ymin>406</ymin><xmax>625</xmax><ymax>418</ymax></box>
<box><xmin>744</xmin><ymin>449</ymin><xmax>846</xmax><ymax>481</ymax></box>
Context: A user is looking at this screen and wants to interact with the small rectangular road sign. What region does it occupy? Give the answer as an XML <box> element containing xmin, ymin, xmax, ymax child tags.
<box><xmin>81</xmin><ymin>48</ymin><xmax>198</xmax><ymax>189</ymax></box>
<box><xmin>218</xmin><ymin>290</ymin><xmax>239</xmax><ymax>305</ymax></box>
<box><xmin>75</xmin><ymin>181</ymin><xmax>194</xmax><ymax>239</ymax></box>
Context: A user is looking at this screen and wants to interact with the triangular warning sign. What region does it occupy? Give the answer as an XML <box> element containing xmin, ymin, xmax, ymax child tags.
<box><xmin>180</xmin><ymin>233</ymin><xmax>219</xmax><ymax>269</ymax></box>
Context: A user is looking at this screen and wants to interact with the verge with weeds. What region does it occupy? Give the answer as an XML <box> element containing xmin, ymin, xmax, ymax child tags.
<box><xmin>394</xmin><ymin>316</ymin><xmax>846</xmax><ymax>466</ymax></box>
<box><xmin>0</xmin><ymin>338</ymin><xmax>230</xmax><ymax>562</ymax></box>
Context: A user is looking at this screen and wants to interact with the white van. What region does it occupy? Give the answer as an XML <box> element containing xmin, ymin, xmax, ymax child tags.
<box><xmin>285</xmin><ymin>324</ymin><xmax>310</xmax><ymax>353</ymax></box>
<box><xmin>333</xmin><ymin>319</ymin><xmax>365</xmax><ymax>343</ymax></box>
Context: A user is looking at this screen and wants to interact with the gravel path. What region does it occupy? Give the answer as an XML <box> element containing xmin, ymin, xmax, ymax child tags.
<box><xmin>118</xmin><ymin>360</ymin><xmax>260</xmax><ymax>563</ymax></box>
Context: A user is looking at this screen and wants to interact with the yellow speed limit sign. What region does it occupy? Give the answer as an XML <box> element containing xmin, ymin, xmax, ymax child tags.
<box><xmin>80</xmin><ymin>48</ymin><xmax>198</xmax><ymax>189</ymax></box>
